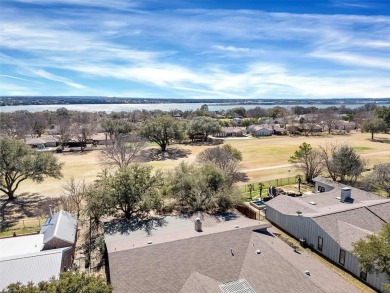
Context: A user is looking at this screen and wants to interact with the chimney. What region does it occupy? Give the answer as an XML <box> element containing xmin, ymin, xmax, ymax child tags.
<box><xmin>340</xmin><ymin>187</ymin><xmax>351</xmax><ymax>203</ymax></box>
<box><xmin>49</xmin><ymin>205</ymin><xmax>53</xmax><ymax>217</ymax></box>
<box><xmin>195</xmin><ymin>218</ymin><xmax>202</xmax><ymax>232</ymax></box>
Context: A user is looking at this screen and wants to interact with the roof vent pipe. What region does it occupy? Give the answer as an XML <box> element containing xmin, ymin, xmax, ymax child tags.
<box><xmin>340</xmin><ymin>187</ymin><xmax>351</xmax><ymax>203</ymax></box>
<box><xmin>195</xmin><ymin>218</ymin><xmax>202</xmax><ymax>232</ymax></box>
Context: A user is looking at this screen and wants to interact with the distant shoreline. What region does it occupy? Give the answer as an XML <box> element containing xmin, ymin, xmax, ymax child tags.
<box><xmin>1</xmin><ymin>96</ymin><xmax>389</xmax><ymax>108</ymax></box>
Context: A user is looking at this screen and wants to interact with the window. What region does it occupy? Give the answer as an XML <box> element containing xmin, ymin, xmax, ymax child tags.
<box><xmin>360</xmin><ymin>270</ymin><xmax>367</xmax><ymax>281</ymax></box>
<box><xmin>317</xmin><ymin>236</ymin><xmax>323</xmax><ymax>252</ymax></box>
<box><xmin>317</xmin><ymin>185</ymin><xmax>325</xmax><ymax>193</ymax></box>
<box><xmin>339</xmin><ymin>249</ymin><xmax>346</xmax><ymax>266</ymax></box>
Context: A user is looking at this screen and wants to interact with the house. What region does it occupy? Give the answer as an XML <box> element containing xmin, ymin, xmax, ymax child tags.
<box><xmin>25</xmin><ymin>137</ymin><xmax>46</xmax><ymax>149</ymax></box>
<box><xmin>25</xmin><ymin>136</ymin><xmax>59</xmax><ymax>149</ymax></box>
<box><xmin>250</xmin><ymin>126</ymin><xmax>273</xmax><ymax>136</ymax></box>
<box><xmin>266</xmin><ymin>176</ymin><xmax>390</xmax><ymax>292</ymax></box>
<box><xmin>248</xmin><ymin>124</ymin><xmax>287</xmax><ymax>137</ymax></box>
<box><xmin>215</xmin><ymin>127</ymin><xmax>244</xmax><ymax>137</ymax></box>
<box><xmin>0</xmin><ymin>246</ymin><xmax>72</xmax><ymax>290</ymax></box>
<box><xmin>91</xmin><ymin>133</ymin><xmax>113</xmax><ymax>145</ymax></box>
<box><xmin>40</xmin><ymin>210</ymin><xmax>77</xmax><ymax>252</ymax></box>
<box><xmin>104</xmin><ymin>213</ymin><xmax>361</xmax><ymax>293</ymax></box>
<box><xmin>0</xmin><ymin>210</ymin><xmax>77</xmax><ymax>289</ymax></box>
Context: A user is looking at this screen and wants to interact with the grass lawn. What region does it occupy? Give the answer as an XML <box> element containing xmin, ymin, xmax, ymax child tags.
<box><xmin>11</xmin><ymin>131</ymin><xmax>390</xmax><ymax>198</ymax></box>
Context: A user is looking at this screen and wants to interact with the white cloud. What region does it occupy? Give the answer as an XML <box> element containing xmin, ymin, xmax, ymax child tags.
<box><xmin>0</xmin><ymin>6</ymin><xmax>389</xmax><ymax>98</ymax></box>
<box><xmin>213</xmin><ymin>45</ymin><xmax>251</xmax><ymax>53</ymax></box>
<box><xmin>31</xmin><ymin>69</ymin><xmax>86</xmax><ymax>89</ymax></box>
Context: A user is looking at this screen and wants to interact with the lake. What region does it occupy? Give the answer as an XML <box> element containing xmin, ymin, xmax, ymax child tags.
<box><xmin>1</xmin><ymin>102</ymin><xmax>389</xmax><ymax>113</ymax></box>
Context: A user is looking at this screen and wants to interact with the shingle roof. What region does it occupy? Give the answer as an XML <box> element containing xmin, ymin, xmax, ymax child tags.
<box><xmin>267</xmin><ymin>177</ymin><xmax>390</xmax><ymax>217</ymax></box>
<box><xmin>313</xmin><ymin>207</ymin><xmax>386</xmax><ymax>251</ymax></box>
<box><xmin>106</xmin><ymin>216</ymin><xmax>360</xmax><ymax>293</ymax></box>
<box><xmin>0</xmin><ymin>247</ymin><xmax>70</xmax><ymax>290</ymax></box>
<box><xmin>40</xmin><ymin>210</ymin><xmax>77</xmax><ymax>245</ymax></box>
<box><xmin>366</xmin><ymin>202</ymin><xmax>390</xmax><ymax>222</ymax></box>
<box><xmin>104</xmin><ymin>213</ymin><xmax>265</xmax><ymax>253</ymax></box>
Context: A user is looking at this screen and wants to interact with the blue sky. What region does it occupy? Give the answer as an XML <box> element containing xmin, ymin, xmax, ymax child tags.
<box><xmin>0</xmin><ymin>0</ymin><xmax>389</xmax><ymax>99</ymax></box>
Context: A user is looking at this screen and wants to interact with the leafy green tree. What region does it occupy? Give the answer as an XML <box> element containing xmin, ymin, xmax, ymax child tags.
<box><xmin>166</xmin><ymin>162</ymin><xmax>241</xmax><ymax>213</ymax></box>
<box><xmin>30</xmin><ymin>112</ymin><xmax>48</xmax><ymax>137</ymax></box>
<box><xmin>376</xmin><ymin>106</ymin><xmax>390</xmax><ymax>128</ymax></box>
<box><xmin>140</xmin><ymin>115</ymin><xmax>186</xmax><ymax>152</ymax></box>
<box><xmin>289</xmin><ymin>142</ymin><xmax>323</xmax><ymax>182</ymax></box>
<box><xmin>366</xmin><ymin>163</ymin><xmax>390</xmax><ymax>197</ymax></box>
<box><xmin>100</xmin><ymin>118</ymin><xmax>133</xmax><ymax>141</ymax></box>
<box><xmin>0</xmin><ymin>136</ymin><xmax>63</xmax><ymax>200</ymax></box>
<box><xmin>197</xmin><ymin>144</ymin><xmax>243</xmax><ymax>186</ymax></box>
<box><xmin>103</xmin><ymin>164</ymin><xmax>163</xmax><ymax>219</ymax></box>
<box><xmin>83</xmin><ymin>176</ymin><xmax>113</xmax><ymax>228</ymax></box>
<box><xmin>187</xmin><ymin>116</ymin><xmax>221</xmax><ymax>141</ymax></box>
<box><xmin>361</xmin><ymin>118</ymin><xmax>388</xmax><ymax>140</ymax></box>
<box><xmin>352</xmin><ymin>223</ymin><xmax>390</xmax><ymax>293</ymax></box>
<box><xmin>320</xmin><ymin>144</ymin><xmax>366</xmax><ymax>185</ymax></box>
<box><xmin>2</xmin><ymin>271</ymin><xmax>112</xmax><ymax>293</ymax></box>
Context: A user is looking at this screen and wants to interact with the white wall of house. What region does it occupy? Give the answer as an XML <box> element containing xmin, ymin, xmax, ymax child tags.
<box><xmin>265</xmin><ymin>208</ymin><xmax>388</xmax><ymax>292</ymax></box>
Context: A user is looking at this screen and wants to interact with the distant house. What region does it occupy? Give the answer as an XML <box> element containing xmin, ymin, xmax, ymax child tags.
<box><xmin>90</xmin><ymin>133</ymin><xmax>113</xmax><ymax>145</ymax></box>
<box><xmin>0</xmin><ymin>209</ymin><xmax>77</xmax><ymax>290</ymax></box>
<box><xmin>266</xmin><ymin>176</ymin><xmax>390</xmax><ymax>292</ymax></box>
<box><xmin>25</xmin><ymin>137</ymin><xmax>46</xmax><ymax>149</ymax></box>
<box><xmin>248</xmin><ymin>124</ymin><xmax>287</xmax><ymax>137</ymax></box>
<box><xmin>25</xmin><ymin>136</ymin><xmax>59</xmax><ymax>149</ymax></box>
<box><xmin>251</xmin><ymin>126</ymin><xmax>273</xmax><ymax>137</ymax></box>
<box><xmin>215</xmin><ymin>127</ymin><xmax>244</xmax><ymax>137</ymax></box>
<box><xmin>104</xmin><ymin>213</ymin><xmax>361</xmax><ymax>293</ymax></box>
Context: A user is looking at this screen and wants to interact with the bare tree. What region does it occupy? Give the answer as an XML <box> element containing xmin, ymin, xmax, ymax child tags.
<box><xmin>56</xmin><ymin>115</ymin><xmax>72</xmax><ymax>147</ymax></box>
<box><xmin>100</xmin><ymin>135</ymin><xmax>145</xmax><ymax>169</ymax></box>
<box><xmin>62</xmin><ymin>177</ymin><xmax>88</xmax><ymax>218</ymax></box>
<box><xmin>319</xmin><ymin>108</ymin><xmax>338</xmax><ymax>134</ymax></box>
<box><xmin>70</xmin><ymin>112</ymin><xmax>97</xmax><ymax>151</ymax></box>
<box><xmin>366</xmin><ymin>163</ymin><xmax>390</xmax><ymax>197</ymax></box>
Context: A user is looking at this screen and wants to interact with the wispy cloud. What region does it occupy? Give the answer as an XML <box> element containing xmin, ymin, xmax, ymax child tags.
<box><xmin>332</xmin><ymin>1</ymin><xmax>371</xmax><ymax>9</ymax></box>
<box><xmin>0</xmin><ymin>74</ymin><xmax>42</xmax><ymax>84</ymax></box>
<box><xmin>31</xmin><ymin>69</ymin><xmax>86</xmax><ymax>89</ymax></box>
<box><xmin>0</xmin><ymin>3</ymin><xmax>389</xmax><ymax>98</ymax></box>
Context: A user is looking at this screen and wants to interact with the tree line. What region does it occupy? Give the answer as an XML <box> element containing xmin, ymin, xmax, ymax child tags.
<box><xmin>1</xmin><ymin>104</ymin><xmax>389</xmax><ymax>146</ymax></box>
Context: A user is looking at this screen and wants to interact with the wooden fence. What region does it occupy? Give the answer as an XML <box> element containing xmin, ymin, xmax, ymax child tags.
<box><xmin>236</xmin><ymin>205</ymin><xmax>259</xmax><ymax>220</ymax></box>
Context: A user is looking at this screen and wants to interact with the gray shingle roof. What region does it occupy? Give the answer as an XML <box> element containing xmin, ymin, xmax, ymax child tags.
<box><xmin>0</xmin><ymin>247</ymin><xmax>70</xmax><ymax>290</ymax></box>
<box><xmin>267</xmin><ymin>177</ymin><xmax>390</xmax><ymax>217</ymax></box>
<box><xmin>40</xmin><ymin>210</ymin><xmax>77</xmax><ymax>245</ymax></box>
<box><xmin>313</xmin><ymin>207</ymin><xmax>386</xmax><ymax>251</ymax></box>
<box><xmin>366</xmin><ymin>202</ymin><xmax>390</xmax><ymax>222</ymax></box>
<box><xmin>107</xmin><ymin>216</ymin><xmax>360</xmax><ymax>293</ymax></box>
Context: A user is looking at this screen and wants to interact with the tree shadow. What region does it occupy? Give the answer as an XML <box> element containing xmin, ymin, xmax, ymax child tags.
<box><xmin>0</xmin><ymin>193</ymin><xmax>60</xmax><ymax>229</ymax></box>
<box><xmin>140</xmin><ymin>147</ymin><xmax>191</xmax><ymax>162</ymax></box>
<box><xmin>371</xmin><ymin>137</ymin><xmax>390</xmax><ymax>144</ymax></box>
<box><xmin>235</xmin><ymin>172</ymin><xmax>249</xmax><ymax>182</ymax></box>
<box><xmin>104</xmin><ymin>217</ymin><xmax>168</xmax><ymax>236</ymax></box>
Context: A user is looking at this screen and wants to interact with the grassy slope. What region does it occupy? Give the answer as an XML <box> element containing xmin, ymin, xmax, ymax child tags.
<box><xmin>14</xmin><ymin>131</ymin><xmax>390</xmax><ymax>197</ymax></box>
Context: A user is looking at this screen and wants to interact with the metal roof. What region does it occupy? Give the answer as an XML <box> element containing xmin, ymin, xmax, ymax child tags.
<box><xmin>0</xmin><ymin>247</ymin><xmax>70</xmax><ymax>290</ymax></box>
<box><xmin>41</xmin><ymin>210</ymin><xmax>77</xmax><ymax>245</ymax></box>
<box><xmin>0</xmin><ymin>234</ymin><xmax>44</xmax><ymax>259</ymax></box>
